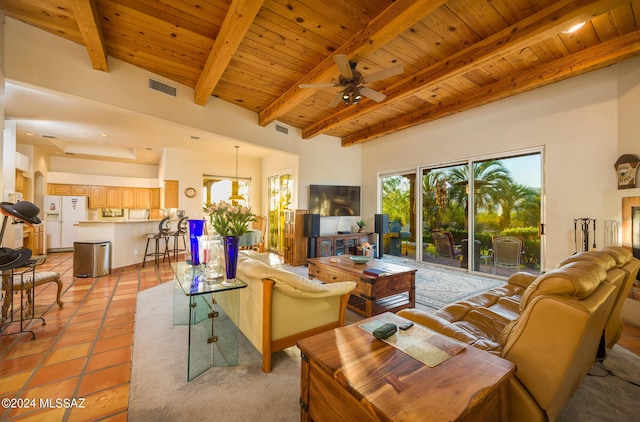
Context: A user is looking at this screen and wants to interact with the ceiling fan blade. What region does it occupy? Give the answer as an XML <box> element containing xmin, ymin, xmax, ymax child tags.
<box><xmin>333</xmin><ymin>54</ymin><xmax>353</xmax><ymax>80</ymax></box>
<box><xmin>359</xmin><ymin>86</ymin><xmax>387</xmax><ymax>103</ymax></box>
<box><xmin>328</xmin><ymin>91</ymin><xmax>343</xmax><ymax>108</ymax></box>
<box><xmin>361</xmin><ymin>64</ymin><xmax>404</xmax><ymax>84</ymax></box>
<box><xmin>299</xmin><ymin>83</ymin><xmax>337</xmax><ymax>89</ymax></box>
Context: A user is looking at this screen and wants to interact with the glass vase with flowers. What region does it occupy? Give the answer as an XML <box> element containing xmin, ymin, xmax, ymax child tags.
<box><xmin>203</xmin><ymin>201</ymin><xmax>256</xmax><ymax>284</ymax></box>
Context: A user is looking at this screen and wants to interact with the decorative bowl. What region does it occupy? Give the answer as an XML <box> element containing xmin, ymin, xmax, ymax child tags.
<box><xmin>350</xmin><ymin>256</ymin><xmax>371</xmax><ymax>264</ymax></box>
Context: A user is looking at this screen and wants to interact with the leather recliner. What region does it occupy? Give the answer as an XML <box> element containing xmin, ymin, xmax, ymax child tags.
<box><xmin>398</xmin><ymin>256</ymin><xmax>620</xmax><ymax>421</ymax></box>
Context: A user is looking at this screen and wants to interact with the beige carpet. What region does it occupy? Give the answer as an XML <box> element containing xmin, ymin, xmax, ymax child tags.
<box><xmin>129</xmin><ymin>281</ymin><xmax>639</xmax><ymax>421</ymax></box>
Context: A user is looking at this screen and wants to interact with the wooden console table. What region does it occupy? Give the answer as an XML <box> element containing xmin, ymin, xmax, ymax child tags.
<box><xmin>298</xmin><ymin>312</ymin><xmax>514</xmax><ymax>421</ymax></box>
<box><xmin>307</xmin><ymin>255</ymin><xmax>415</xmax><ymax>317</ymax></box>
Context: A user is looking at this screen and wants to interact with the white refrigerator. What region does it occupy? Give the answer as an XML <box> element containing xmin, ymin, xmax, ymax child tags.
<box><xmin>44</xmin><ymin>195</ymin><xmax>88</xmax><ymax>251</ymax></box>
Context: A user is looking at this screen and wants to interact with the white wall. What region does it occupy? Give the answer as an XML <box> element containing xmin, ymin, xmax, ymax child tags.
<box><xmin>362</xmin><ymin>60</ymin><xmax>635</xmax><ymax>270</ymax></box>
<box><xmin>618</xmin><ymin>57</ymin><xmax>640</xmax><ymax>156</ymax></box>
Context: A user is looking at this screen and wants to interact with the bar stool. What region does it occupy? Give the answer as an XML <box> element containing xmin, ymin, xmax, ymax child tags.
<box><xmin>142</xmin><ymin>217</ymin><xmax>171</xmax><ymax>267</ymax></box>
<box><xmin>169</xmin><ymin>216</ymin><xmax>188</xmax><ymax>260</ymax></box>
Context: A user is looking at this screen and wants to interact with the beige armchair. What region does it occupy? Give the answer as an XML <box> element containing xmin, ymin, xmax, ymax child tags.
<box><xmin>216</xmin><ymin>252</ymin><xmax>356</xmax><ymax>372</ymax></box>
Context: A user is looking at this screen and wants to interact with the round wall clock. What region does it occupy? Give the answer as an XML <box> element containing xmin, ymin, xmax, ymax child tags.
<box><xmin>185</xmin><ymin>187</ymin><xmax>197</xmax><ymax>198</ymax></box>
<box><xmin>614</xmin><ymin>154</ymin><xmax>640</xmax><ymax>189</ymax></box>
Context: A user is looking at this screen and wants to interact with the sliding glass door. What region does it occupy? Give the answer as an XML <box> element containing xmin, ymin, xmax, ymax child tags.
<box><xmin>421</xmin><ymin>163</ymin><xmax>467</xmax><ymax>267</ymax></box>
<box><xmin>381</xmin><ymin>173</ymin><xmax>416</xmax><ymax>259</ymax></box>
<box><xmin>418</xmin><ymin>151</ymin><xmax>542</xmax><ymax>275</ymax></box>
<box><xmin>473</xmin><ymin>154</ymin><xmax>542</xmax><ymax>276</ymax></box>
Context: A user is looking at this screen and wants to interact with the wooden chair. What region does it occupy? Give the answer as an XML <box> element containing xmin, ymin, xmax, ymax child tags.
<box><xmin>2</xmin><ymin>256</ymin><xmax>63</xmax><ymax>321</ymax></box>
<box><xmin>492</xmin><ymin>236</ymin><xmax>523</xmax><ymax>273</ymax></box>
<box><xmin>432</xmin><ymin>231</ymin><xmax>462</xmax><ymax>262</ymax></box>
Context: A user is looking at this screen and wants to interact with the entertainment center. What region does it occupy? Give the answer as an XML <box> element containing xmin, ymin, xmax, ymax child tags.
<box><xmin>312</xmin><ymin>232</ymin><xmax>373</xmax><ymax>257</ymax></box>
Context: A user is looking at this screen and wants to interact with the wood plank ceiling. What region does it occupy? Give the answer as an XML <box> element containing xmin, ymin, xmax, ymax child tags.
<box><xmin>2</xmin><ymin>0</ymin><xmax>639</xmax><ymax>147</ymax></box>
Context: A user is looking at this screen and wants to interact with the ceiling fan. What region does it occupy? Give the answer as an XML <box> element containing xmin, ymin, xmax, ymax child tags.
<box><xmin>299</xmin><ymin>54</ymin><xmax>403</xmax><ymax>107</ymax></box>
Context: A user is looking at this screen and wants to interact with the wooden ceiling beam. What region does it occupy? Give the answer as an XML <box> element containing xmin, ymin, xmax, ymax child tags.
<box><xmin>257</xmin><ymin>0</ymin><xmax>448</xmax><ymax>127</ymax></box>
<box><xmin>194</xmin><ymin>0</ymin><xmax>264</xmax><ymax>106</ymax></box>
<box><xmin>341</xmin><ymin>29</ymin><xmax>640</xmax><ymax>146</ymax></box>
<box><xmin>72</xmin><ymin>0</ymin><xmax>108</xmax><ymax>72</ymax></box>
<box><xmin>304</xmin><ymin>0</ymin><xmax>628</xmax><ymax>140</ymax></box>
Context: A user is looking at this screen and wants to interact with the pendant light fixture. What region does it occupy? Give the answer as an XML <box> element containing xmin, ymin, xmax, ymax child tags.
<box><xmin>229</xmin><ymin>145</ymin><xmax>244</xmax><ymax>201</ymax></box>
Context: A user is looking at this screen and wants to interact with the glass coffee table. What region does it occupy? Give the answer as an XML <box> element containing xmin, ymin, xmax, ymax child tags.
<box><xmin>171</xmin><ymin>262</ymin><xmax>247</xmax><ymax>381</ymax></box>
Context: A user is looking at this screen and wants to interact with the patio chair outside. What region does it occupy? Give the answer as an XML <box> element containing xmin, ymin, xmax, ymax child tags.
<box><xmin>492</xmin><ymin>236</ymin><xmax>523</xmax><ymax>273</ymax></box>
<box><xmin>432</xmin><ymin>231</ymin><xmax>462</xmax><ymax>262</ymax></box>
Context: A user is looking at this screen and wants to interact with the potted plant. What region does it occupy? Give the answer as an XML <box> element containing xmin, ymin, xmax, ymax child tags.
<box><xmin>356</xmin><ymin>219</ymin><xmax>366</xmax><ymax>233</ymax></box>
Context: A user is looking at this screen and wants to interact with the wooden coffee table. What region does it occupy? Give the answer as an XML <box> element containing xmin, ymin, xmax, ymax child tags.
<box><xmin>307</xmin><ymin>255</ymin><xmax>416</xmax><ymax>318</ymax></box>
<box><xmin>298</xmin><ymin>312</ymin><xmax>514</xmax><ymax>421</ymax></box>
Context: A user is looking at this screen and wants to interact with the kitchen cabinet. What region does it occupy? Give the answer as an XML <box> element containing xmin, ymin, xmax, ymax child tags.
<box><xmin>71</xmin><ymin>185</ymin><xmax>89</xmax><ymax>196</ymax></box>
<box><xmin>150</xmin><ymin>188</ymin><xmax>160</xmax><ymax>209</ymax></box>
<box><xmin>122</xmin><ymin>187</ymin><xmax>136</xmax><ymax>209</ymax></box>
<box><xmin>89</xmin><ymin>186</ymin><xmax>107</xmax><ymax>208</ymax></box>
<box><xmin>122</xmin><ymin>188</ymin><xmax>152</xmax><ymax>209</ymax></box>
<box><xmin>135</xmin><ymin>188</ymin><xmax>151</xmax><ymax>209</ymax></box>
<box><xmin>23</xmin><ymin>225</ymin><xmax>44</xmax><ymax>255</ymax></box>
<box><xmin>48</xmin><ymin>184</ymin><xmax>89</xmax><ymax>196</ymax></box>
<box><xmin>106</xmin><ymin>187</ymin><xmax>122</xmax><ymax>208</ymax></box>
<box><xmin>49</xmin><ymin>184</ymin><xmax>72</xmax><ymax>195</ymax></box>
<box><xmin>33</xmin><ymin>225</ymin><xmax>44</xmax><ymax>255</ymax></box>
<box><xmin>15</xmin><ymin>171</ymin><xmax>25</xmax><ymax>193</ymax></box>
<box><xmin>164</xmin><ymin>180</ymin><xmax>179</xmax><ymax>209</ymax></box>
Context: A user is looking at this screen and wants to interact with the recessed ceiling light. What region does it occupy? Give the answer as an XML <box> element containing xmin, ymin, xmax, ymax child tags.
<box><xmin>25</xmin><ymin>132</ymin><xmax>34</xmax><ymax>136</ymax></box>
<box><xmin>101</xmin><ymin>133</ymin><xmax>110</xmax><ymax>138</ymax></box>
<box><xmin>562</xmin><ymin>21</ymin><xmax>586</xmax><ymax>34</ymax></box>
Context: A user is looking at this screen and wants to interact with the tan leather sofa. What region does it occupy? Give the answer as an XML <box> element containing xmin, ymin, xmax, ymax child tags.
<box><xmin>216</xmin><ymin>251</ymin><xmax>356</xmax><ymax>373</ymax></box>
<box><xmin>559</xmin><ymin>247</ymin><xmax>640</xmax><ymax>349</ymax></box>
<box><xmin>397</xmin><ymin>248</ymin><xmax>637</xmax><ymax>422</ymax></box>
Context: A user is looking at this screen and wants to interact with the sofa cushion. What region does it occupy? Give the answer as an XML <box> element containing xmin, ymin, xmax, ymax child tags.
<box><xmin>267</xmin><ymin>269</ymin><xmax>330</xmax><ymax>293</ymax></box>
<box><xmin>600</xmin><ymin>246</ymin><xmax>633</xmax><ymax>265</ymax></box>
<box><xmin>558</xmin><ymin>250</ymin><xmax>616</xmax><ymax>271</ymax></box>
<box><xmin>519</xmin><ymin>261</ymin><xmax>606</xmax><ymax>310</ymax></box>
<box><xmin>239</xmin><ymin>256</ymin><xmax>329</xmax><ymax>293</ymax></box>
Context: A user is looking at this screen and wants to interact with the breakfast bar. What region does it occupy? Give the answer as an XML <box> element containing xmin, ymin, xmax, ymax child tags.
<box><xmin>76</xmin><ymin>220</ymin><xmax>165</xmax><ymax>269</ymax></box>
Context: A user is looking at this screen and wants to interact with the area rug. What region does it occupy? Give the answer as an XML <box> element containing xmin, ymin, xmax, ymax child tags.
<box><xmin>129</xmin><ymin>281</ymin><xmax>640</xmax><ymax>421</ymax></box>
<box><xmin>128</xmin><ymin>281</ymin><xmax>300</xmax><ymax>422</ymax></box>
<box><xmin>280</xmin><ymin>257</ymin><xmax>505</xmax><ymax>310</ymax></box>
<box><xmin>379</xmin><ymin>256</ymin><xmax>505</xmax><ymax>309</ymax></box>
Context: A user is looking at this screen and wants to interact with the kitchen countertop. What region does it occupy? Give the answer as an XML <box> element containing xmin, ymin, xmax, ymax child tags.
<box><xmin>76</xmin><ymin>218</ymin><xmax>190</xmax><ymax>269</ymax></box>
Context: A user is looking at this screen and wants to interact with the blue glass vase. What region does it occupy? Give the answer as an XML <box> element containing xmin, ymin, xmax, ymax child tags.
<box><xmin>223</xmin><ymin>235</ymin><xmax>240</xmax><ymax>281</ymax></box>
<box><xmin>188</xmin><ymin>219</ymin><xmax>205</xmax><ymax>266</ymax></box>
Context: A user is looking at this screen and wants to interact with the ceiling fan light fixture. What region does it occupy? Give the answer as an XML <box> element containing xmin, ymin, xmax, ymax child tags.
<box><xmin>352</xmin><ymin>86</ymin><xmax>362</xmax><ymax>104</ymax></box>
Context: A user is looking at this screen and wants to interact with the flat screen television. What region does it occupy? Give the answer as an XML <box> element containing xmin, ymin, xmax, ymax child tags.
<box><xmin>309</xmin><ymin>185</ymin><xmax>361</xmax><ymax>217</ymax></box>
